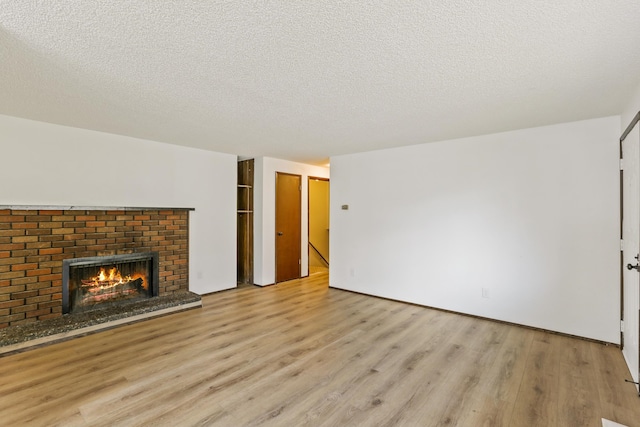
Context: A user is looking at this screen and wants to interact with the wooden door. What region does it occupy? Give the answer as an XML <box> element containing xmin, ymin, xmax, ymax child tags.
<box><xmin>275</xmin><ymin>172</ymin><xmax>301</xmax><ymax>283</ymax></box>
<box><xmin>622</xmin><ymin>120</ymin><xmax>640</xmax><ymax>390</ymax></box>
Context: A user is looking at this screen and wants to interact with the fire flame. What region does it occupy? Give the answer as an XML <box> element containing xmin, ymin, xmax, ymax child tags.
<box><xmin>93</xmin><ymin>267</ymin><xmax>131</xmax><ymax>285</ymax></box>
<box><xmin>84</xmin><ymin>267</ymin><xmax>148</xmax><ymax>290</ymax></box>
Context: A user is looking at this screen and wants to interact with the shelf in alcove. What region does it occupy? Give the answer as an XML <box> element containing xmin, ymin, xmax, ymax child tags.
<box><xmin>237</xmin><ymin>210</ymin><xmax>253</xmax><ymax>214</ymax></box>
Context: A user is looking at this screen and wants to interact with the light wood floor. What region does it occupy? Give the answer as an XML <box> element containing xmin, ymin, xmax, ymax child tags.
<box><xmin>1</xmin><ymin>272</ymin><xmax>639</xmax><ymax>427</ymax></box>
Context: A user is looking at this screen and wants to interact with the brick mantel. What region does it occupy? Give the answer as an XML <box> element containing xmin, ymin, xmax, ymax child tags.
<box><xmin>0</xmin><ymin>208</ymin><xmax>191</xmax><ymax>328</ymax></box>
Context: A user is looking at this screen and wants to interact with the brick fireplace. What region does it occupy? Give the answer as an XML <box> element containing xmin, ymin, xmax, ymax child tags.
<box><xmin>0</xmin><ymin>208</ymin><xmax>190</xmax><ymax>328</ymax></box>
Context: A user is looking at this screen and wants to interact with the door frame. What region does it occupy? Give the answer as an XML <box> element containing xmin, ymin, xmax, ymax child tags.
<box><xmin>620</xmin><ymin>110</ymin><xmax>640</xmax><ymax>389</ymax></box>
<box><xmin>308</xmin><ymin>176</ymin><xmax>330</xmax><ymax>274</ymax></box>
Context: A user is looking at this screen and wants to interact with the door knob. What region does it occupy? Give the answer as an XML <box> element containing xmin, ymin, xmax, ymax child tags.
<box><xmin>277</xmin><ymin>232</ymin><xmax>283</xmax><ymax>236</ymax></box>
<box><xmin>627</xmin><ymin>263</ymin><xmax>640</xmax><ymax>271</ymax></box>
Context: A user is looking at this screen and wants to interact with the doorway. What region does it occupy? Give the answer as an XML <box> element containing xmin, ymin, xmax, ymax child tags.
<box><xmin>308</xmin><ymin>177</ymin><xmax>330</xmax><ymax>275</ymax></box>
<box><xmin>621</xmin><ymin>114</ymin><xmax>640</xmax><ymax>390</ymax></box>
<box><xmin>275</xmin><ymin>172</ymin><xmax>301</xmax><ymax>283</ymax></box>
<box><xmin>237</xmin><ymin>159</ymin><xmax>254</xmax><ymax>285</ymax></box>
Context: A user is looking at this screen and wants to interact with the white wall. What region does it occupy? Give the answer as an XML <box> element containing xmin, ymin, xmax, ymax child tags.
<box><xmin>0</xmin><ymin>114</ymin><xmax>237</xmax><ymax>295</ymax></box>
<box><xmin>330</xmin><ymin>117</ymin><xmax>620</xmax><ymax>343</ymax></box>
<box><xmin>253</xmin><ymin>157</ymin><xmax>329</xmax><ymax>286</ymax></box>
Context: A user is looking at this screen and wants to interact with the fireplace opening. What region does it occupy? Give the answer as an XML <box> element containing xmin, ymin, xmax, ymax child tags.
<box><xmin>62</xmin><ymin>252</ymin><xmax>159</xmax><ymax>314</ymax></box>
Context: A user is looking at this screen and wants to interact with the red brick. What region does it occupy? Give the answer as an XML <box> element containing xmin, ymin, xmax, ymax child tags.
<box><xmin>11</xmin><ymin>263</ymin><xmax>38</xmax><ymax>271</ymax></box>
<box><xmin>12</xmin><ymin>290</ymin><xmax>38</xmax><ymax>299</ymax></box>
<box><xmin>11</xmin><ymin>276</ymin><xmax>38</xmax><ymax>286</ymax></box>
<box><xmin>52</xmin><ymin>241</ymin><xmax>75</xmax><ymax>248</ymax></box>
<box><xmin>26</xmin><ymin>229</ymin><xmax>52</xmax><ymax>236</ymax></box>
<box><xmin>25</xmin><ymin>268</ymin><xmax>52</xmax><ymax>277</ymax></box>
<box><xmin>11</xmin><ymin>235</ymin><xmax>39</xmax><ymax>244</ymax></box>
<box><xmin>39</xmin><ymin>210</ymin><xmax>63</xmax><ymax>215</ymax></box>
<box><xmin>26</xmin><ymin>242</ymin><xmax>51</xmax><ymax>249</ymax></box>
<box><xmin>39</xmin><ymin>248</ymin><xmax>63</xmax><ymax>255</ymax></box>
<box><xmin>76</xmin><ymin>239</ymin><xmax>96</xmax><ymax>246</ymax></box>
<box><xmin>96</xmin><ymin>227</ymin><xmax>115</xmax><ymax>233</ymax></box>
<box><xmin>75</xmin><ymin>228</ymin><xmax>96</xmax><ymax>234</ymax></box>
<box><xmin>26</xmin><ymin>295</ymin><xmax>51</xmax><ymax>304</ymax></box>
<box><xmin>12</xmin><ymin>222</ymin><xmax>38</xmax><ymax>229</ymax></box>
<box><xmin>0</xmin><ymin>215</ymin><xmax>24</xmax><ymax>222</ymax></box>
<box><xmin>86</xmin><ymin>221</ymin><xmax>106</xmax><ymax>227</ymax></box>
<box><xmin>62</xmin><ymin>221</ymin><xmax>85</xmax><ymax>228</ymax></box>
<box><xmin>0</xmin><ymin>299</ymin><xmax>24</xmax><ymax>309</ymax></box>
<box><xmin>12</xmin><ymin>303</ymin><xmax>38</xmax><ymax>314</ymax></box>
<box><xmin>37</xmin><ymin>235</ymin><xmax>63</xmax><ymax>242</ymax></box>
<box><xmin>25</xmin><ymin>281</ymin><xmax>51</xmax><ymax>290</ymax></box>
<box><xmin>38</xmin><ymin>300</ymin><xmax>60</xmax><ymax>309</ymax></box>
<box><xmin>26</xmin><ymin>255</ymin><xmax>52</xmax><ymax>263</ymax></box>
<box><xmin>0</xmin><ymin>257</ymin><xmax>24</xmax><ymax>265</ymax></box>
<box><xmin>0</xmin><ymin>313</ymin><xmax>26</xmax><ymax>323</ymax></box>
<box><xmin>38</xmin><ymin>286</ymin><xmax>62</xmax><ymax>296</ymax></box>
<box><xmin>0</xmin><ymin>271</ymin><xmax>25</xmax><ymax>280</ymax></box>
<box><xmin>62</xmin><ymin>233</ymin><xmax>85</xmax><ymax>241</ymax></box>
<box><xmin>37</xmin><ymin>273</ymin><xmax>61</xmax><ymax>282</ymax></box>
<box><xmin>38</xmin><ymin>222</ymin><xmax>63</xmax><ymax>229</ymax></box>
<box><xmin>75</xmin><ymin>215</ymin><xmax>96</xmax><ymax>221</ymax></box>
<box><xmin>0</xmin><ymin>243</ymin><xmax>24</xmax><ymax>251</ymax></box>
<box><xmin>10</xmin><ymin>250</ymin><xmax>38</xmax><ymax>257</ymax></box>
<box><xmin>51</xmin><ymin>228</ymin><xmax>74</xmax><ymax>235</ymax></box>
<box><xmin>0</xmin><ymin>229</ymin><xmax>25</xmax><ymax>237</ymax></box>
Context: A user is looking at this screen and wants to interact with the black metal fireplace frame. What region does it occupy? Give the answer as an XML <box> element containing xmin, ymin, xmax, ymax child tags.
<box><xmin>62</xmin><ymin>252</ymin><xmax>159</xmax><ymax>314</ymax></box>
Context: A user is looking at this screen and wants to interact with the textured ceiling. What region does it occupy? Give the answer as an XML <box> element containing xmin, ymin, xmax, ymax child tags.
<box><xmin>1</xmin><ymin>1</ymin><xmax>640</xmax><ymax>165</ymax></box>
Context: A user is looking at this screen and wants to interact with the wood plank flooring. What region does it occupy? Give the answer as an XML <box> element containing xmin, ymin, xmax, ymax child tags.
<box><xmin>1</xmin><ymin>272</ymin><xmax>639</xmax><ymax>426</ymax></box>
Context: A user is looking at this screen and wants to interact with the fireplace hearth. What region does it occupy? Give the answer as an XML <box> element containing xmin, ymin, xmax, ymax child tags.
<box><xmin>62</xmin><ymin>252</ymin><xmax>159</xmax><ymax>314</ymax></box>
